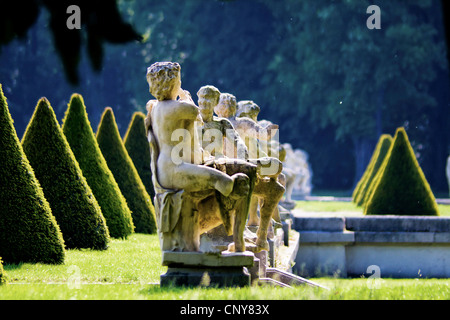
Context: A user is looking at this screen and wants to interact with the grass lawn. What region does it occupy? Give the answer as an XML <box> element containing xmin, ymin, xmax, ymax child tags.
<box><xmin>1</xmin><ymin>231</ymin><xmax>450</xmax><ymax>300</ymax></box>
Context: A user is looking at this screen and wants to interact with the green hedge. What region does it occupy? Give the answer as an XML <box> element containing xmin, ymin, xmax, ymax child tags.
<box><xmin>22</xmin><ymin>98</ymin><xmax>110</xmax><ymax>250</ymax></box>
<box><xmin>123</xmin><ymin>112</ymin><xmax>155</xmax><ymax>203</ymax></box>
<box><xmin>364</xmin><ymin>127</ymin><xmax>439</xmax><ymax>216</ymax></box>
<box><xmin>0</xmin><ymin>258</ymin><xmax>6</xmax><ymax>285</ymax></box>
<box><xmin>97</xmin><ymin>108</ymin><xmax>157</xmax><ymax>234</ymax></box>
<box><xmin>0</xmin><ymin>85</ymin><xmax>65</xmax><ymax>264</ymax></box>
<box><xmin>62</xmin><ymin>94</ymin><xmax>134</xmax><ymax>238</ymax></box>
<box><xmin>354</xmin><ymin>134</ymin><xmax>392</xmax><ymax>207</ymax></box>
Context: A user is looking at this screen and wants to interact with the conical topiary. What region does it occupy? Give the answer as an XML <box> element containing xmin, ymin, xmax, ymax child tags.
<box><xmin>62</xmin><ymin>94</ymin><xmax>134</xmax><ymax>238</ymax></box>
<box><xmin>0</xmin><ymin>85</ymin><xmax>65</xmax><ymax>264</ymax></box>
<box><xmin>123</xmin><ymin>112</ymin><xmax>155</xmax><ymax>203</ymax></box>
<box><xmin>22</xmin><ymin>98</ymin><xmax>110</xmax><ymax>250</ymax></box>
<box><xmin>97</xmin><ymin>108</ymin><xmax>157</xmax><ymax>234</ymax></box>
<box><xmin>355</xmin><ymin>134</ymin><xmax>392</xmax><ymax>207</ymax></box>
<box><xmin>364</xmin><ymin>127</ymin><xmax>439</xmax><ymax>216</ymax></box>
<box><xmin>0</xmin><ymin>258</ymin><xmax>7</xmax><ymax>285</ymax></box>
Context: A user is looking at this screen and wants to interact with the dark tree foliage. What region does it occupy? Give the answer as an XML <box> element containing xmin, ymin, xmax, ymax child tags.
<box><xmin>0</xmin><ymin>0</ymin><xmax>448</xmax><ymax>193</ymax></box>
<box><xmin>0</xmin><ymin>257</ymin><xmax>7</xmax><ymax>286</ymax></box>
<box><xmin>0</xmin><ymin>0</ymin><xmax>142</xmax><ymax>84</ymax></box>
<box><xmin>0</xmin><ymin>258</ymin><xmax>6</xmax><ymax>285</ymax></box>
<box><xmin>0</xmin><ymin>85</ymin><xmax>65</xmax><ymax>264</ymax></box>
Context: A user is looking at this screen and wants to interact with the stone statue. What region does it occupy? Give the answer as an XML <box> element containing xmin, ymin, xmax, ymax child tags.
<box><xmin>282</xmin><ymin>143</ymin><xmax>312</xmax><ymax>202</ymax></box>
<box><xmin>145</xmin><ymin>62</ymin><xmax>255</xmax><ymax>253</ymax></box>
<box><xmin>235</xmin><ymin>100</ymin><xmax>312</xmax><ymax>201</ymax></box>
<box><xmin>214</xmin><ymin>93</ymin><xmax>285</xmax><ymax>251</ymax></box>
<box><xmin>197</xmin><ymin>85</ymin><xmax>248</xmax><ymax>161</ymax></box>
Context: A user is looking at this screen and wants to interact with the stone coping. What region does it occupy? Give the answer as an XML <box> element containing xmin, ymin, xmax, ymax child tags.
<box><xmin>298</xmin><ymin>230</ymin><xmax>450</xmax><ymax>244</ymax></box>
<box><xmin>294</xmin><ymin>215</ymin><xmax>450</xmax><ymax>233</ymax></box>
<box><xmin>346</xmin><ymin>216</ymin><xmax>450</xmax><ymax>232</ymax></box>
<box><xmin>293</xmin><ymin>215</ymin><xmax>450</xmax><ymax>244</ymax></box>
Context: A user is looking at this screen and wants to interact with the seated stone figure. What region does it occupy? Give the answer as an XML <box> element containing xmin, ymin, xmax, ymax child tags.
<box><xmin>213</xmin><ymin>93</ymin><xmax>285</xmax><ymax>251</ymax></box>
<box><xmin>236</xmin><ymin>100</ymin><xmax>285</xmax><ymax>163</ymax></box>
<box><xmin>235</xmin><ymin>100</ymin><xmax>312</xmax><ymax>202</ymax></box>
<box><xmin>145</xmin><ymin>62</ymin><xmax>254</xmax><ymax>253</ymax></box>
<box><xmin>197</xmin><ymin>85</ymin><xmax>248</xmax><ymax>161</ymax></box>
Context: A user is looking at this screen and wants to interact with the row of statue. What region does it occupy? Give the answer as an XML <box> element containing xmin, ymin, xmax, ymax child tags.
<box><xmin>144</xmin><ymin>62</ymin><xmax>310</xmax><ymax>255</ymax></box>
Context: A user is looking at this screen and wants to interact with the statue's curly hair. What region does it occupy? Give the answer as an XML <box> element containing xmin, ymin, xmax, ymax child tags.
<box><xmin>215</xmin><ymin>93</ymin><xmax>237</xmax><ymax>118</ymax></box>
<box><xmin>146</xmin><ymin>62</ymin><xmax>181</xmax><ymax>101</ymax></box>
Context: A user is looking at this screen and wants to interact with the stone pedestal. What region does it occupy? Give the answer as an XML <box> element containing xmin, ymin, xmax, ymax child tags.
<box><xmin>160</xmin><ymin>251</ymin><xmax>254</xmax><ymax>288</ymax></box>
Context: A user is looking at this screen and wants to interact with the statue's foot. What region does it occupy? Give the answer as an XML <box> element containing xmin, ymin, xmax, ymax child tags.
<box><xmin>243</xmin><ymin>226</ymin><xmax>257</xmax><ymax>243</ymax></box>
<box><xmin>255</xmin><ymin>237</ymin><xmax>270</xmax><ymax>252</ymax></box>
<box><xmin>247</xmin><ymin>216</ymin><xmax>260</xmax><ymax>227</ymax></box>
<box><xmin>227</xmin><ymin>242</ymin><xmax>246</xmax><ymax>252</ymax></box>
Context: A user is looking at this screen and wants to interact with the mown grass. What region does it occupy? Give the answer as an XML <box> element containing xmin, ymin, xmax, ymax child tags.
<box><xmin>1</xmin><ymin>232</ymin><xmax>450</xmax><ymax>300</ymax></box>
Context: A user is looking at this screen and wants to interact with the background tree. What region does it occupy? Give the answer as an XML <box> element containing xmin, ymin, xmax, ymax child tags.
<box><xmin>0</xmin><ymin>0</ymin><xmax>142</xmax><ymax>84</ymax></box>
<box><xmin>262</xmin><ymin>0</ymin><xmax>448</xmax><ymax>189</ymax></box>
<box><xmin>1</xmin><ymin>0</ymin><xmax>448</xmax><ymax>194</ymax></box>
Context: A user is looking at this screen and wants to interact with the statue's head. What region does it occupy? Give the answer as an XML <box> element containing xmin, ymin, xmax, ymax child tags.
<box><xmin>197</xmin><ymin>85</ymin><xmax>221</xmax><ymax>119</ymax></box>
<box><xmin>236</xmin><ymin>100</ymin><xmax>260</xmax><ymax>121</ymax></box>
<box><xmin>215</xmin><ymin>93</ymin><xmax>237</xmax><ymax>118</ymax></box>
<box><xmin>146</xmin><ymin>62</ymin><xmax>181</xmax><ymax>101</ymax></box>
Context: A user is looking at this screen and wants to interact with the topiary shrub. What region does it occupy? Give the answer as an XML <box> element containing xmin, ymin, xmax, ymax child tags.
<box><xmin>123</xmin><ymin>112</ymin><xmax>156</xmax><ymax>203</ymax></box>
<box><xmin>0</xmin><ymin>258</ymin><xmax>7</xmax><ymax>285</ymax></box>
<box><xmin>97</xmin><ymin>108</ymin><xmax>157</xmax><ymax>234</ymax></box>
<box><xmin>0</xmin><ymin>85</ymin><xmax>65</xmax><ymax>264</ymax></box>
<box><xmin>22</xmin><ymin>98</ymin><xmax>110</xmax><ymax>250</ymax></box>
<box><xmin>62</xmin><ymin>94</ymin><xmax>134</xmax><ymax>238</ymax></box>
<box><xmin>354</xmin><ymin>134</ymin><xmax>392</xmax><ymax>207</ymax></box>
<box><xmin>364</xmin><ymin>127</ymin><xmax>439</xmax><ymax>216</ymax></box>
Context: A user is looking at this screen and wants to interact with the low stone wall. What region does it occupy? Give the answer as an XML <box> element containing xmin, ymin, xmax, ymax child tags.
<box><xmin>293</xmin><ymin>215</ymin><xmax>450</xmax><ymax>278</ymax></box>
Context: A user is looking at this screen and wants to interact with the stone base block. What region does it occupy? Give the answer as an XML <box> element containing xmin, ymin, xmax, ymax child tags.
<box><xmin>160</xmin><ymin>267</ymin><xmax>251</xmax><ymax>288</ymax></box>
<box><xmin>160</xmin><ymin>250</ymin><xmax>254</xmax><ymax>288</ymax></box>
<box><xmin>162</xmin><ymin>251</ymin><xmax>254</xmax><ymax>267</ymax></box>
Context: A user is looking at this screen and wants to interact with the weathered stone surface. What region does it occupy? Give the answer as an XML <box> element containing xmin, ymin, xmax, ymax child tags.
<box><xmin>299</xmin><ymin>231</ymin><xmax>355</xmax><ymax>244</ymax></box>
<box><xmin>162</xmin><ymin>251</ymin><xmax>254</xmax><ymax>267</ymax></box>
<box><xmin>354</xmin><ymin>231</ymin><xmax>434</xmax><ymax>243</ymax></box>
<box><xmin>345</xmin><ymin>216</ymin><xmax>450</xmax><ymax>232</ymax></box>
<box><xmin>294</xmin><ymin>217</ymin><xmax>345</xmax><ymax>232</ymax></box>
<box><xmin>160</xmin><ymin>267</ymin><xmax>251</xmax><ymax>288</ymax></box>
<box><xmin>293</xmin><ymin>215</ymin><xmax>450</xmax><ymax>278</ymax></box>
